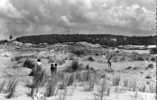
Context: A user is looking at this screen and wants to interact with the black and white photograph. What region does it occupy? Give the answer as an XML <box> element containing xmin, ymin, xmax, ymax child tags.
<box><xmin>0</xmin><ymin>0</ymin><xmax>156</xmax><ymax>100</ymax></box>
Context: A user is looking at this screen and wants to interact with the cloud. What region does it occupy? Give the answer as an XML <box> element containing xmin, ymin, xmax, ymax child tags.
<box><xmin>0</xmin><ymin>0</ymin><xmax>22</xmax><ymax>18</ymax></box>
<box><xmin>0</xmin><ymin>0</ymin><xmax>155</xmax><ymax>39</ymax></box>
<box><xmin>59</xmin><ymin>16</ymin><xmax>75</xmax><ymax>27</ymax></box>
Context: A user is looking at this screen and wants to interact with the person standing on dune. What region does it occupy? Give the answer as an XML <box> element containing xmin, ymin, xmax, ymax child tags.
<box><xmin>107</xmin><ymin>55</ymin><xmax>113</xmax><ymax>71</ymax></box>
<box><xmin>103</xmin><ymin>53</ymin><xmax>114</xmax><ymax>72</ymax></box>
<box><xmin>50</xmin><ymin>62</ymin><xmax>57</xmax><ymax>75</ymax></box>
<box><xmin>37</xmin><ymin>59</ymin><xmax>42</xmax><ymax>66</ymax></box>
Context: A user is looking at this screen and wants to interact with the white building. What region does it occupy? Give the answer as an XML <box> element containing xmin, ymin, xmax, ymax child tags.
<box><xmin>147</xmin><ymin>45</ymin><xmax>157</xmax><ymax>49</ymax></box>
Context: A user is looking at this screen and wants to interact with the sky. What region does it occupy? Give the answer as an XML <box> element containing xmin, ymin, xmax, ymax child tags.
<box><xmin>0</xmin><ymin>0</ymin><xmax>156</xmax><ymax>40</ymax></box>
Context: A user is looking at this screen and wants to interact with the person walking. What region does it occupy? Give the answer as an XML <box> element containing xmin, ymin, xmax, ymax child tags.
<box><xmin>107</xmin><ymin>55</ymin><xmax>113</xmax><ymax>71</ymax></box>
<box><xmin>50</xmin><ymin>62</ymin><xmax>57</xmax><ymax>75</ymax></box>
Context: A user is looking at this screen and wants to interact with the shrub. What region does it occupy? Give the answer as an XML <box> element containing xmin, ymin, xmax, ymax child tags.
<box><xmin>58</xmin><ymin>87</ymin><xmax>68</xmax><ymax>100</ymax></box>
<box><xmin>150</xmin><ymin>57</ymin><xmax>156</xmax><ymax>62</ymax></box>
<box><xmin>140</xmin><ymin>72</ymin><xmax>143</xmax><ymax>74</ymax></box>
<box><xmin>87</xmin><ymin>56</ymin><xmax>95</xmax><ymax>61</ymax></box>
<box><xmin>71</xmin><ymin>60</ymin><xmax>79</xmax><ymax>71</ymax></box>
<box><xmin>33</xmin><ymin>70</ymin><xmax>47</xmax><ymax>88</ymax></box>
<box><xmin>64</xmin><ymin>60</ymin><xmax>81</xmax><ymax>73</ymax></box>
<box><xmin>131</xmin><ymin>53</ymin><xmax>144</xmax><ymax>61</ymax></box>
<box><xmin>95</xmin><ymin>53</ymin><xmax>99</xmax><ymax>56</ymax></box>
<box><xmin>46</xmin><ymin>77</ymin><xmax>58</xmax><ymax>97</ymax></box>
<box><xmin>145</xmin><ymin>75</ymin><xmax>151</xmax><ymax>79</ymax></box>
<box><xmin>66</xmin><ymin>74</ymin><xmax>74</xmax><ymax>86</ymax></box>
<box><xmin>125</xmin><ymin>66</ymin><xmax>132</xmax><ymax>70</ymax></box>
<box><xmin>149</xmin><ymin>83</ymin><xmax>156</xmax><ymax>93</ymax></box>
<box><xmin>133</xmin><ymin>67</ymin><xmax>139</xmax><ymax>70</ymax></box>
<box><xmin>150</xmin><ymin>48</ymin><xmax>157</xmax><ymax>54</ymax></box>
<box><xmin>28</xmin><ymin>69</ymin><xmax>47</xmax><ymax>97</ymax></box>
<box><xmin>128</xmin><ymin>80</ymin><xmax>137</xmax><ymax>91</ymax></box>
<box><xmin>98</xmin><ymin>77</ymin><xmax>110</xmax><ymax>100</ymax></box>
<box><xmin>112</xmin><ymin>76</ymin><xmax>120</xmax><ymax>86</ymax></box>
<box><xmin>85</xmin><ymin>71</ymin><xmax>95</xmax><ymax>91</ymax></box>
<box><xmin>145</xmin><ymin>64</ymin><xmax>153</xmax><ymax>70</ymax></box>
<box><xmin>23</xmin><ymin>59</ymin><xmax>35</xmax><ymax>69</ymax></box>
<box><xmin>75</xmin><ymin>69</ymin><xmax>92</xmax><ymax>82</ymax></box>
<box><xmin>136</xmin><ymin>56</ymin><xmax>144</xmax><ymax>61</ymax></box>
<box><xmin>70</xmin><ymin>48</ymin><xmax>85</xmax><ymax>56</ymax></box>
<box><xmin>123</xmin><ymin>79</ymin><xmax>129</xmax><ymax>87</ymax></box>
<box><xmin>11</xmin><ymin>56</ymin><xmax>23</xmax><ymax>62</ymax></box>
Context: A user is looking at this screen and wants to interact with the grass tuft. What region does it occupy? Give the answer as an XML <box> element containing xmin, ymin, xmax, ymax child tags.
<box><xmin>5</xmin><ymin>79</ymin><xmax>18</xmax><ymax>98</ymax></box>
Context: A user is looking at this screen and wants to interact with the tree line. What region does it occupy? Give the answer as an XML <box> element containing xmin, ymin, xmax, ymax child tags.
<box><xmin>15</xmin><ymin>34</ymin><xmax>157</xmax><ymax>47</ymax></box>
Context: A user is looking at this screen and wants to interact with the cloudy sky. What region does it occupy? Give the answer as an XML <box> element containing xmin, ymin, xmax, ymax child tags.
<box><xmin>0</xmin><ymin>0</ymin><xmax>156</xmax><ymax>39</ymax></box>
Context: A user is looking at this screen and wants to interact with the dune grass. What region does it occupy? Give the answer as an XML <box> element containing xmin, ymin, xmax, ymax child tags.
<box><xmin>5</xmin><ymin>79</ymin><xmax>18</xmax><ymax>98</ymax></box>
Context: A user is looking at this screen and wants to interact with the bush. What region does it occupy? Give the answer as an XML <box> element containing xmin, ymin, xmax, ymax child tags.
<box><xmin>11</xmin><ymin>56</ymin><xmax>23</xmax><ymax>62</ymax></box>
<box><xmin>87</xmin><ymin>56</ymin><xmax>95</xmax><ymax>61</ymax></box>
<box><xmin>145</xmin><ymin>75</ymin><xmax>151</xmax><ymax>79</ymax></box>
<box><xmin>136</xmin><ymin>56</ymin><xmax>144</xmax><ymax>61</ymax></box>
<box><xmin>123</xmin><ymin>79</ymin><xmax>129</xmax><ymax>87</ymax></box>
<box><xmin>75</xmin><ymin>71</ymin><xmax>90</xmax><ymax>82</ymax></box>
<box><xmin>133</xmin><ymin>67</ymin><xmax>139</xmax><ymax>70</ymax></box>
<box><xmin>131</xmin><ymin>53</ymin><xmax>144</xmax><ymax>61</ymax></box>
<box><xmin>66</xmin><ymin>74</ymin><xmax>74</xmax><ymax>86</ymax></box>
<box><xmin>70</xmin><ymin>48</ymin><xmax>85</xmax><ymax>56</ymax></box>
<box><xmin>71</xmin><ymin>61</ymin><xmax>80</xmax><ymax>71</ymax></box>
<box><xmin>64</xmin><ymin>60</ymin><xmax>81</xmax><ymax>72</ymax></box>
<box><xmin>145</xmin><ymin>64</ymin><xmax>153</xmax><ymax>70</ymax></box>
<box><xmin>128</xmin><ymin>80</ymin><xmax>137</xmax><ymax>91</ymax></box>
<box><xmin>150</xmin><ymin>48</ymin><xmax>157</xmax><ymax>54</ymax></box>
<box><xmin>46</xmin><ymin>77</ymin><xmax>58</xmax><ymax>97</ymax></box>
<box><xmin>112</xmin><ymin>76</ymin><xmax>120</xmax><ymax>86</ymax></box>
<box><xmin>28</xmin><ymin>69</ymin><xmax>47</xmax><ymax>97</ymax></box>
<box><xmin>150</xmin><ymin>57</ymin><xmax>156</xmax><ymax>62</ymax></box>
<box><xmin>125</xmin><ymin>66</ymin><xmax>132</xmax><ymax>70</ymax></box>
<box><xmin>23</xmin><ymin>59</ymin><xmax>35</xmax><ymax>69</ymax></box>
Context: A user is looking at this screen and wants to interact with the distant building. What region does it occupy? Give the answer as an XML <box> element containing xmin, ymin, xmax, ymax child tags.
<box><xmin>110</xmin><ymin>38</ymin><xmax>117</xmax><ymax>42</ymax></box>
<box><xmin>147</xmin><ymin>45</ymin><xmax>157</xmax><ymax>49</ymax></box>
<box><xmin>118</xmin><ymin>45</ymin><xmax>146</xmax><ymax>50</ymax></box>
